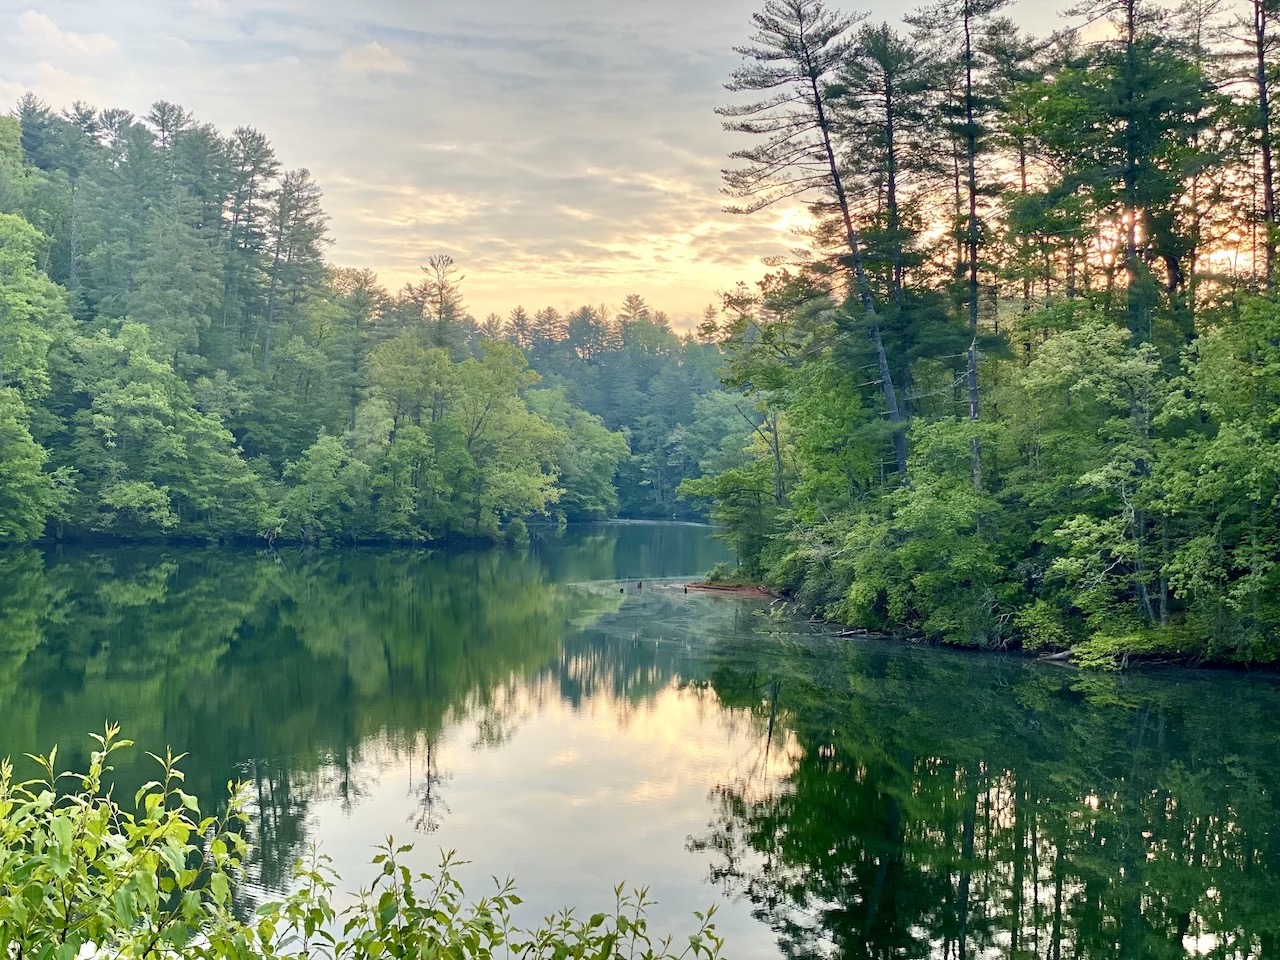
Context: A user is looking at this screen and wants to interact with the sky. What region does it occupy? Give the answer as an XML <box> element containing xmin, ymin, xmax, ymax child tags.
<box><xmin>2</xmin><ymin>0</ymin><xmax>1061</xmax><ymax>326</ymax></box>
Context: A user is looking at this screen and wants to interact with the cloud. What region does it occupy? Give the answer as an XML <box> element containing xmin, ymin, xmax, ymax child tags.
<box><xmin>2</xmin><ymin>0</ymin><xmax>824</xmax><ymax>324</ymax></box>
<box><xmin>4</xmin><ymin>62</ymin><xmax>98</xmax><ymax>111</ymax></box>
<box><xmin>16</xmin><ymin>10</ymin><xmax>117</xmax><ymax>57</ymax></box>
<box><xmin>0</xmin><ymin>82</ymin><xmax>25</xmax><ymax>109</ymax></box>
<box><xmin>338</xmin><ymin>42</ymin><xmax>409</xmax><ymax>77</ymax></box>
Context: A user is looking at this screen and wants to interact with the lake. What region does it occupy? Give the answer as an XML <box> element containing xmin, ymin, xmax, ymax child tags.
<box><xmin>1</xmin><ymin>522</ymin><xmax>1278</xmax><ymax>958</ymax></box>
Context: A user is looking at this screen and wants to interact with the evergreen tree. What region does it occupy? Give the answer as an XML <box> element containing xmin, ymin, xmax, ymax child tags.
<box><xmin>720</xmin><ymin>0</ymin><xmax>909</xmax><ymax>474</ymax></box>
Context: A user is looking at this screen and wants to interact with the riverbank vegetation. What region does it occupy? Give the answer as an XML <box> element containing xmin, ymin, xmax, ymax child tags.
<box><xmin>683</xmin><ymin>0</ymin><xmax>1280</xmax><ymax>666</ymax></box>
<box><xmin>0</xmin><ymin>108</ymin><xmax>742</xmax><ymax>544</ymax></box>
<box><xmin>0</xmin><ymin>726</ymin><xmax>724</xmax><ymax>959</ymax></box>
<box><xmin>5</xmin><ymin>0</ymin><xmax>1280</xmax><ymax>667</ymax></box>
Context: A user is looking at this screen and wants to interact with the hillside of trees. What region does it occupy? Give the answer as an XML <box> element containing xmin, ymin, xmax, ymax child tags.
<box><xmin>683</xmin><ymin>0</ymin><xmax>1280</xmax><ymax>666</ymax></box>
<box><xmin>0</xmin><ymin>102</ymin><xmax>743</xmax><ymax>544</ymax></box>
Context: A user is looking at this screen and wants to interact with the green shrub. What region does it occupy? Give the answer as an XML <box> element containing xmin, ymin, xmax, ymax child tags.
<box><xmin>0</xmin><ymin>725</ymin><xmax>247</xmax><ymax>958</ymax></box>
<box><xmin>705</xmin><ymin>562</ymin><xmax>733</xmax><ymax>584</ymax></box>
<box><xmin>1013</xmin><ymin>599</ymin><xmax>1076</xmax><ymax>651</ymax></box>
<box><xmin>506</xmin><ymin>516</ymin><xmax>531</xmax><ymax>545</ymax></box>
<box><xmin>0</xmin><ymin>728</ymin><xmax>725</xmax><ymax>960</ymax></box>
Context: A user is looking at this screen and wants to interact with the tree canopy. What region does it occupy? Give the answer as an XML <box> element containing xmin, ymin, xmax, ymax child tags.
<box><xmin>0</xmin><ymin>99</ymin><xmax>740</xmax><ymax>544</ymax></box>
<box><xmin>692</xmin><ymin>0</ymin><xmax>1280</xmax><ymax>666</ymax></box>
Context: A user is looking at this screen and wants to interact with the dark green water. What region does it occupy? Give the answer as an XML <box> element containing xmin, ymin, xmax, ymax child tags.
<box><xmin>1</xmin><ymin>522</ymin><xmax>1278</xmax><ymax>958</ymax></box>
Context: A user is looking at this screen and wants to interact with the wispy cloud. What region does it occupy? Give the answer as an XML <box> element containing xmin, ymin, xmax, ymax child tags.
<box><xmin>338</xmin><ymin>41</ymin><xmax>410</xmax><ymax>76</ymax></box>
<box><xmin>16</xmin><ymin>10</ymin><xmax>117</xmax><ymax>57</ymax></box>
<box><xmin>2</xmin><ymin>0</ymin><xmax>1063</xmax><ymax>324</ymax></box>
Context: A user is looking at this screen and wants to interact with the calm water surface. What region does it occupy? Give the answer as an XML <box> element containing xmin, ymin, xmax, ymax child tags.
<box><xmin>1</xmin><ymin>522</ymin><xmax>1279</xmax><ymax>959</ymax></box>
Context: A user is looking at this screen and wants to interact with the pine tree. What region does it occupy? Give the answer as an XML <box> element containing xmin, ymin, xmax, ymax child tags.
<box><xmin>262</xmin><ymin>168</ymin><xmax>329</xmax><ymax>372</ymax></box>
<box><xmin>720</xmin><ymin>0</ymin><xmax>908</xmax><ymax>474</ymax></box>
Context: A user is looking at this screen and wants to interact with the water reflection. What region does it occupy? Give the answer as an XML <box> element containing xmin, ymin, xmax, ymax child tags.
<box><xmin>1</xmin><ymin>525</ymin><xmax>1278</xmax><ymax>959</ymax></box>
<box><xmin>0</xmin><ymin>525</ymin><xmax>733</xmax><ymax>891</ymax></box>
<box><xmin>697</xmin><ymin>631</ymin><xmax>1280</xmax><ymax>959</ymax></box>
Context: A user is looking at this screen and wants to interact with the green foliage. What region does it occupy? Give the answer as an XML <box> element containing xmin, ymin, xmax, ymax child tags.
<box><xmin>832</xmin><ymin>420</ymin><xmax>1014</xmax><ymax>645</ymax></box>
<box><xmin>703</xmin><ymin>277</ymin><xmax>1280</xmax><ymax>663</ymax></box>
<box><xmin>277</xmin><ymin>433</ymin><xmax>372</xmax><ymax>543</ymax></box>
<box><xmin>0</xmin><ymin>725</ymin><xmax>247</xmax><ymax>957</ymax></box>
<box><xmin>1012</xmin><ymin>599</ymin><xmax>1077</xmax><ymax>651</ymax></box>
<box><xmin>0</xmin><ymin>390</ymin><xmax>61</xmax><ymax>542</ymax></box>
<box><xmin>291</xmin><ymin>846</ymin><xmax>722</xmax><ymax>960</ymax></box>
<box><xmin>680</xmin><ymin>456</ymin><xmax>781</xmax><ymax>579</ymax></box>
<box><xmin>694</xmin><ymin>0</ymin><xmax>1280</xmax><ymax>665</ymax></box>
<box><xmin>705</xmin><ymin>561</ymin><xmax>734</xmax><ymax>584</ymax></box>
<box><xmin>52</xmin><ymin>323</ymin><xmax>269</xmax><ymax>538</ymax></box>
<box><xmin>0</xmin><ymin>729</ymin><xmax>725</xmax><ymax>960</ymax></box>
<box><xmin>521</xmin><ymin>304</ymin><xmax>737</xmax><ymax>519</ymax></box>
<box><xmin>527</xmin><ymin>389</ymin><xmax>629</xmax><ymax>520</ymax></box>
<box><xmin>0</xmin><ymin>212</ymin><xmax>70</xmax><ymax>404</ymax></box>
<box><xmin>0</xmin><ymin>100</ymin><xmax>730</xmax><ymax>544</ymax></box>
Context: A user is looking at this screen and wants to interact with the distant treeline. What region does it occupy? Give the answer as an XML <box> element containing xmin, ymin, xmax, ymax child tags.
<box><xmin>686</xmin><ymin>0</ymin><xmax>1280</xmax><ymax>666</ymax></box>
<box><xmin>0</xmin><ymin>101</ymin><xmax>747</xmax><ymax>544</ymax></box>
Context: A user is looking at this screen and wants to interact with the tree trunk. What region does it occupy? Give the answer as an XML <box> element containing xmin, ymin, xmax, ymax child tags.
<box><xmin>968</xmin><ymin>339</ymin><xmax>981</xmax><ymax>491</ymax></box>
<box><xmin>1122</xmin><ymin>0</ymin><xmax>1145</xmax><ymax>341</ymax></box>
<box><xmin>262</xmin><ymin>246</ymin><xmax>282</xmax><ymax>374</ymax></box>
<box><xmin>885</xmin><ymin>82</ymin><xmax>904</xmax><ymax>304</ymax></box>
<box><xmin>769</xmin><ymin>410</ymin><xmax>785</xmax><ymax>502</ymax></box>
<box><xmin>1020</xmin><ymin>142</ymin><xmax>1032</xmax><ymax>314</ymax></box>
<box><xmin>1159</xmin><ymin>512</ymin><xmax>1170</xmax><ymax>627</ymax></box>
<box><xmin>810</xmin><ymin>74</ymin><xmax>909</xmax><ymax>476</ymax></box>
<box><xmin>964</xmin><ymin>2</ymin><xmax>982</xmax><ymax>491</ymax></box>
<box><xmin>1256</xmin><ymin>0</ymin><xmax>1276</xmax><ymax>288</ymax></box>
<box><xmin>68</xmin><ymin>180</ymin><xmax>81</xmax><ymax>296</ymax></box>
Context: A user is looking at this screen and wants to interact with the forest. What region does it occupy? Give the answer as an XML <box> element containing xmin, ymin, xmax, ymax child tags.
<box><xmin>0</xmin><ymin>104</ymin><xmax>744</xmax><ymax>545</ymax></box>
<box><xmin>3</xmin><ymin>0</ymin><xmax>1280</xmax><ymax>666</ymax></box>
<box><xmin>5</xmin><ymin>0</ymin><xmax>1280</xmax><ymax>953</ymax></box>
<box><xmin>680</xmin><ymin>0</ymin><xmax>1280</xmax><ymax>666</ymax></box>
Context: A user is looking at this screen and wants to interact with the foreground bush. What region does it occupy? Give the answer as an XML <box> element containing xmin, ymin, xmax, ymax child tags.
<box><xmin>0</xmin><ymin>727</ymin><xmax>725</xmax><ymax>959</ymax></box>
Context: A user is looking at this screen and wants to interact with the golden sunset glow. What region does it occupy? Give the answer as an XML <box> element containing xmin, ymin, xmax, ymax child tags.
<box><xmin>2</xmin><ymin>1</ymin><xmax>1066</xmax><ymax>325</ymax></box>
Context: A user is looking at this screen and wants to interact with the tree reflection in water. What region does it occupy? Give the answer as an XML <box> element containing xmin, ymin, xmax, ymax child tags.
<box><xmin>0</xmin><ymin>523</ymin><xmax>730</xmax><ymax>891</ymax></box>
<box><xmin>695</xmin><ymin>627</ymin><xmax>1280</xmax><ymax>959</ymax></box>
<box><xmin>1</xmin><ymin>526</ymin><xmax>1278</xmax><ymax>959</ymax></box>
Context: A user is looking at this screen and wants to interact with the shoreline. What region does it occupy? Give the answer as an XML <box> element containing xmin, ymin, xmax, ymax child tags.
<box><xmin>685</xmin><ymin>581</ymin><xmax>777</xmax><ymax>600</ymax></box>
<box><xmin>684</xmin><ymin>582</ymin><xmax>1280</xmax><ymax>676</ymax></box>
